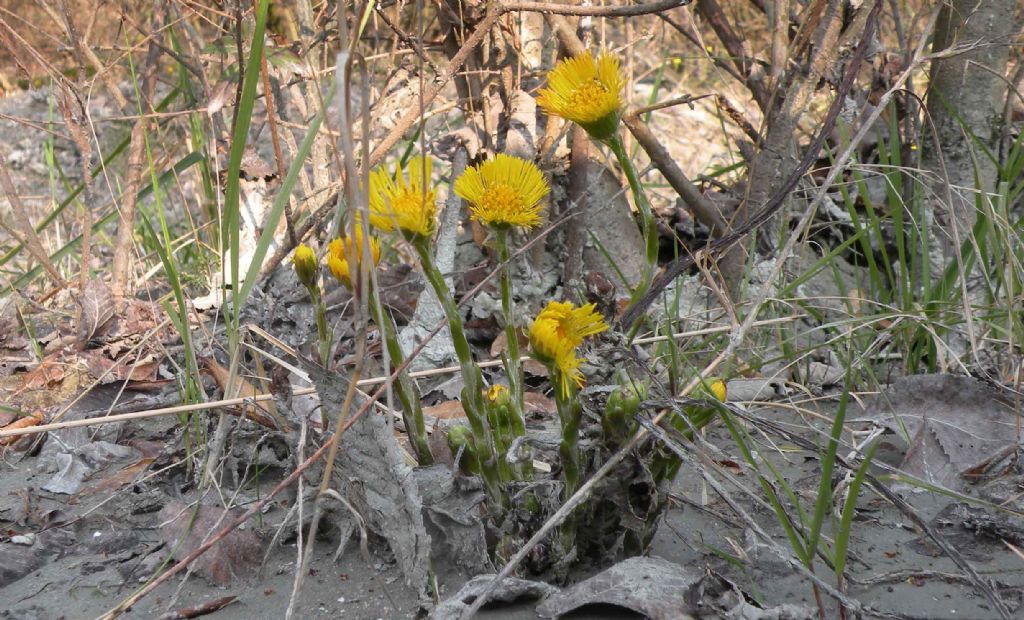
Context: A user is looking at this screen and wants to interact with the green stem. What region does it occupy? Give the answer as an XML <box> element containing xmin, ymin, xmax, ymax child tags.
<box><xmin>606</xmin><ymin>134</ymin><xmax>658</xmax><ymax>333</ymax></box>
<box><xmin>309</xmin><ymin>287</ymin><xmax>331</xmax><ymax>366</ymax></box>
<box><xmin>413</xmin><ymin>240</ymin><xmax>504</xmax><ymax>506</ymax></box>
<box><xmin>553</xmin><ymin>376</ymin><xmax>582</xmax><ymax>500</ymax></box>
<box><xmin>493</xmin><ymin>229</ymin><xmax>526</xmax><ymax>436</ymax></box>
<box><xmin>486</xmin><ymin>404</ymin><xmax>515</xmax><ymax>481</ymax></box>
<box><xmin>371</xmin><ymin>293</ymin><xmax>434</xmax><ymax>466</ymax></box>
<box><xmin>553</xmin><ymin>373</ymin><xmax>582</xmax><ymax>556</ymax></box>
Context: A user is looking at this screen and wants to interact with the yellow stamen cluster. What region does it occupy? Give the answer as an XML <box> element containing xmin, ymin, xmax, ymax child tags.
<box><xmin>529</xmin><ymin>301</ymin><xmax>608</xmax><ymax>396</ymax></box>
<box><xmin>368</xmin><ymin>156</ymin><xmax>437</xmax><ymax>238</ymax></box>
<box><xmin>454</xmin><ymin>154</ymin><xmax>550</xmax><ymax>230</ymax></box>
<box><xmin>536</xmin><ymin>52</ymin><xmax>624</xmax><ymax>141</ymax></box>
<box><xmin>325</xmin><ymin>229</ymin><xmax>381</xmax><ymax>289</ymax></box>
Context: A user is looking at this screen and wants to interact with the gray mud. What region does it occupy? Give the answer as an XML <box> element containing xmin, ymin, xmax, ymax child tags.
<box><xmin>4</xmin><ymin>399</ymin><xmax>1024</xmax><ymax>619</ymax></box>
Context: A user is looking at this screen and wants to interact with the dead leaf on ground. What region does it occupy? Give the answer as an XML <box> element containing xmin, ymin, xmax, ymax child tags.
<box><xmin>855</xmin><ymin>374</ymin><xmax>1020</xmax><ymax>491</ymax></box>
<box><xmin>424</xmin><ymin>399</ymin><xmax>467</xmax><ymax>420</ymax></box>
<box><xmin>77</xmin><ymin>278</ymin><xmax>115</xmax><ymax>343</ymax></box>
<box><xmin>201</xmin><ymin>356</ymin><xmax>285</xmax><ymax>429</ymax></box>
<box><xmin>523</xmin><ymin>392</ymin><xmax>554</xmax><ymax>415</ymax></box>
<box><xmin>76</xmin><ymin>457</ymin><xmax>154</xmax><ymax>496</ymax></box>
<box><xmin>536</xmin><ymin>556</ymin><xmax>702</xmax><ymax>619</ymax></box>
<box><xmin>0</xmin><ymin>411</ymin><xmax>43</xmax><ymax>446</ymax></box>
<box><xmin>489</xmin><ymin>330</ymin><xmax>529</xmax><ymax>359</ymax></box>
<box><xmin>18</xmin><ymin>353</ymin><xmax>67</xmax><ymax>390</ymax></box>
<box><xmin>432</xmin><ymin>574</ymin><xmax>558</xmax><ymax>619</ymax></box>
<box><xmin>159</xmin><ymin>499</ymin><xmax>262</xmax><ymax>587</ymax></box>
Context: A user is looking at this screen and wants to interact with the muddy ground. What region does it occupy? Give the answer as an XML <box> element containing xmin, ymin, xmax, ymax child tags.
<box><xmin>3</xmin><ymin>388</ymin><xmax>1023</xmax><ymax>620</ymax></box>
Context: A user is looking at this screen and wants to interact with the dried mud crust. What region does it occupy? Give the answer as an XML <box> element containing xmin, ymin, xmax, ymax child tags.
<box><xmin>2</xmin><ymin>401</ymin><xmax>1024</xmax><ymax>619</ymax></box>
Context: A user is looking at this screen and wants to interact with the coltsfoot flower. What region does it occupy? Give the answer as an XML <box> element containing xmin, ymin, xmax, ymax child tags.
<box><xmin>529</xmin><ymin>301</ymin><xmax>608</xmax><ymax>396</ymax></box>
<box><xmin>368</xmin><ymin>156</ymin><xmax>437</xmax><ymax>238</ymax></box>
<box><xmin>454</xmin><ymin>154</ymin><xmax>550</xmax><ymax>230</ymax></box>
<box><xmin>536</xmin><ymin>52</ymin><xmax>624</xmax><ymax>141</ymax></box>
<box><xmin>695</xmin><ymin>377</ymin><xmax>727</xmax><ymax>403</ymax></box>
<box><xmin>325</xmin><ymin>229</ymin><xmax>381</xmax><ymax>289</ymax></box>
<box><xmin>292</xmin><ymin>243</ymin><xmax>318</xmax><ymax>289</ymax></box>
<box><xmin>486</xmin><ymin>384</ymin><xmax>511</xmax><ymax>405</ymax></box>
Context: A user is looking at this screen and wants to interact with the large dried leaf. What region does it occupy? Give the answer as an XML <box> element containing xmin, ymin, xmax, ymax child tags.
<box><xmin>77</xmin><ymin>279</ymin><xmax>115</xmax><ymax>342</ymax></box>
<box><xmin>305</xmin><ymin>362</ymin><xmax>433</xmax><ymax>596</ymax></box>
<box><xmin>431</xmin><ymin>575</ymin><xmax>558</xmax><ymax>619</ymax></box>
<box><xmin>581</xmin><ymin>160</ymin><xmax>647</xmax><ymax>291</ymax></box>
<box><xmin>535</xmin><ymin>558</ymin><xmax>814</xmax><ymax>619</ymax></box>
<box><xmin>158</xmin><ymin>500</ymin><xmax>262</xmax><ymax>586</ymax></box>
<box><xmin>536</xmin><ymin>556</ymin><xmax>702</xmax><ymax>619</ymax></box>
<box><xmin>856</xmin><ymin>374</ymin><xmax>1019</xmax><ymax>491</ymax></box>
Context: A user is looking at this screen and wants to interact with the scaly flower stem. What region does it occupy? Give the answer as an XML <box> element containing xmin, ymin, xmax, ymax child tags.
<box><xmin>493</xmin><ymin>229</ymin><xmax>532</xmax><ymax>478</ymax></box>
<box><xmin>310</xmin><ymin>287</ymin><xmax>331</xmax><ymax>366</ymax></box>
<box><xmin>553</xmin><ymin>373</ymin><xmax>582</xmax><ymax>555</ymax></box>
<box><xmin>553</xmin><ymin>376</ymin><xmax>582</xmax><ymax>500</ymax></box>
<box><xmin>413</xmin><ymin>240</ymin><xmax>504</xmax><ymax>507</ymax></box>
<box><xmin>370</xmin><ymin>293</ymin><xmax>433</xmax><ymax>466</ymax></box>
<box><xmin>605</xmin><ymin>134</ymin><xmax>658</xmax><ymax>332</ymax></box>
<box><xmin>486</xmin><ymin>404</ymin><xmax>515</xmax><ymax>482</ymax></box>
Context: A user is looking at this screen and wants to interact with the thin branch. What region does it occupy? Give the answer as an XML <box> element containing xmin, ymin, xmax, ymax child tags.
<box><xmin>502</xmin><ymin>0</ymin><xmax>690</xmax><ymax>17</ymax></box>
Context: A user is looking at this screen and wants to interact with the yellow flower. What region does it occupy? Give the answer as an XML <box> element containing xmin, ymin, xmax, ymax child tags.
<box><xmin>454</xmin><ymin>154</ymin><xmax>550</xmax><ymax>230</ymax></box>
<box><xmin>529</xmin><ymin>301</ymin><xmax>608</xmax><ymax>396</ymax></box>
<box><xmin>695</xmin><ymin>377</ymin><xmax>727</xmax><ymax>403</ymax></box>
<box><xmin>292</xmin><ymin>243</ymin><xmax>318</xmax><ymax>288</ymax></box>
<box><xmin>486</xmin><ymin>384</ymin><xmax>510</xmax><ymax>405</ymax></box>
<box><xmin>536</xmin><ymin>52</ymin><xmax>624</xmax><ymax>141</ymax></box>
<box><xmin>325</xmin><ymin>230</ymin><xmax>381</xmax><ymax>288</ymax></box>
<box><xmin>368</xmin><ymin>156</ymin><xmax>437</xmax><ymax>238</ymax></box>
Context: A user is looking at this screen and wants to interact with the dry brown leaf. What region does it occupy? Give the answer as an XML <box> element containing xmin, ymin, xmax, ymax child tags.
<box><xmin>201</xmin><ymin>357</ymin><xmax>283</xmax><ymax>429</ymax></box>
<box><xmin>424</xmin><ymin>399</ymin><xmax>467</xmax><ymax>420</ymax></box>
<box><xmin>83</xmin><ymin>349</ymin><xmax>159</xmax><ymax>383</ymax></box>
<box><xmin>159</xmin><ymin>499</ymin><xmax>262</xmax><ymax>586</ymax></box>
<box><xmin>523</xmin><ymin>391</ymin><xmax>555</xmax><ymax>415</ymax></box>
<box><xmin>19</xmin><ymin>354</ymin><xmax>66</xmax><ymax>390</ymax></box>
<box><xmin>858</xmin><ymin>375</ymin><xmax>1019</xmax><ymax>491</ymax></box>
<box><xmin>76</xmin><ymin>457</ymin><xmax>154</xmax><ymax>496</ymax></box>
<box><xmin>489</xmin><ymin>329</ymin><xmax>529</xmax><ymax>359</ymax></box>
<box><xmin>77</xmin><ymin>279</ymin><xmax>115</xmax><ymax>342</ymax></box>
<box><xmin>0</xmin><ymin>411</ymin><xmax>43</xmax><ymax>446</ymax></box>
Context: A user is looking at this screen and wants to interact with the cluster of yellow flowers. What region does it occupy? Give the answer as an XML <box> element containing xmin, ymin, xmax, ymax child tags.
<box><xmin>293</xmin><ymin>50</ymin><xmax>623</xmax><ymax>398</ymax></box>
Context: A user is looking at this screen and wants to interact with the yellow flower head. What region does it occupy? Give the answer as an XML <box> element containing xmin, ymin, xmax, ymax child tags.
<box><xmin>292</xmin><ymin>243</ymin><xmax>318</xmax><ymax>289</ymax></box>
<box><xmin>368</xmin><ymin>156</ymin><xmax>437</xmax><ymax>239</ymax></box>
<box><xmin>325</xmin><ymin>229</ymin><xmax>381</xmax><ymax>289</ymax></box>
<box><xmin>486</xmin><ymin>383</ymin><xmax>510</xmax><ymax>405</ymax></box>
<box><xmin>536</xmin><ymin>51</ymin><xmax>624</xmax><ymax>141</ymax></box>
<box><xmin>454</xmin><ymin>154</ymin><xmax>550</xmax><ymax>230</ymax></box>
<box><xmin>529</xmin><ymin>301</ymin><xmax>608</xmax><ymax>396</ymax></box>
<box><xmin>696</xmin><ymin>377</ymin><xmax>727</xmax><ymax>403</ymax></box>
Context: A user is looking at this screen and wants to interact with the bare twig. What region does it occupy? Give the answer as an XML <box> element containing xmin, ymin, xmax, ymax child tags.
<box><xmin>503</xmin><ymin>0</ymin><xmax>690</xmax><ymax>17</ymax></box>
<box><xmin>112</xmin><ymin>10</ymin><xmax>162</xmax><ymax>298</ymax></box>
<box><xmin>622</xmin><ymin>114</ymin><xmax>729</xmax><ymax>237</ymax></box>
<box><xmin>697</xmin><ymin>0</ymin><xmax>770</xmax><ymax>109</ymax></box>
